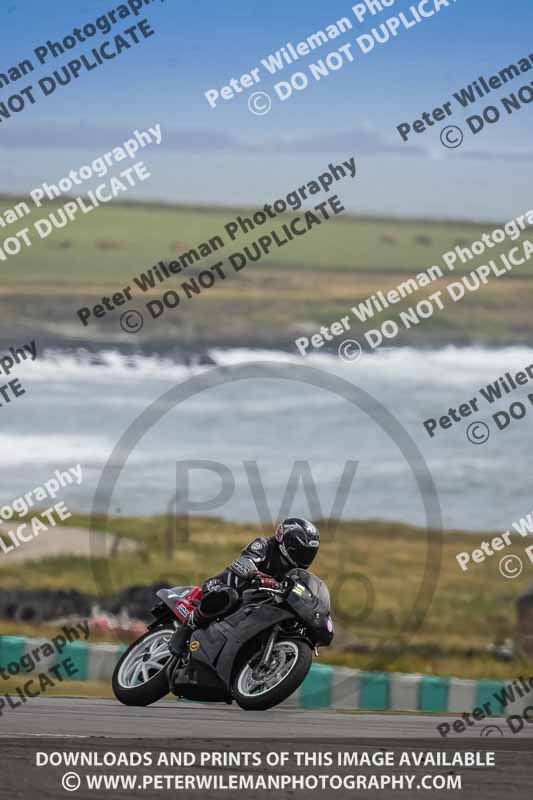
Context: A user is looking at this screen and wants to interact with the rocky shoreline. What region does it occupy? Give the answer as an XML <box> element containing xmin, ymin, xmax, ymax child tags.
<box><xmin>1</xmin><ymin>292</ymin><xmax>532</xmax><ymax>366</ymax></box>
<box><xmin>0</xmin><ymin>329</ymin><xmax>529</xmax><ymax>365</ymax></box>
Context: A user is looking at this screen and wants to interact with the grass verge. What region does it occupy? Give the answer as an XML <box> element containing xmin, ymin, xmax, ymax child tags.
<box><xmin>1</xmin><ymin>515</ymin><xmax>532</xmax><ymax>679</ymax></box>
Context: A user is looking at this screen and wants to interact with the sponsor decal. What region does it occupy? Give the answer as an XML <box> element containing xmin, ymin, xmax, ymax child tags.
<box><xmin>175</xmin><ymin>604</ymin><xmax>189</xmax><ymax>620</ymax></box>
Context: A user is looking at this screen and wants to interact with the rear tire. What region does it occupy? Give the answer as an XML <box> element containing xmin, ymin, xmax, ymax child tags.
<box><xmin>112</xmin><ymin>626</ymin><xmax>174</xmax><ymax>706</ymax></box>
<box><xmin>233</xmin><ymin>639</ymin><xmax>312</xmax><ymax>711</ymax></box>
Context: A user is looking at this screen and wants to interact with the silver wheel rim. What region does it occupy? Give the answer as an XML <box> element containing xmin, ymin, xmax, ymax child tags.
<box><xmin>117</xmin><ymin>629</ymin><xmax>172</xmax><ymax>688</ymax></box>
<box><xmin>236</xmin><ymin>641</ymin><xmax>299</xmax><ymax>697</ymax></box>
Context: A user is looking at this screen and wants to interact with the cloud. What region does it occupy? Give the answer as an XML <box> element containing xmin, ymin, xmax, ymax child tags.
<box><xmin>5</xmin><ymin>120</ymin><xmax>528</xmax><ymax>162</ymax></box>
<box><xmin>267</xmin><ymin>128</ymin><xmax>428</xmax><ymax>157</ymax></box>
<box><xmin>0</xmin><ymin>121</ymin><xmax>249</xmax><ymax>153</ymax></box>
<box><xmin>0</xmin><ymin>120</ymin><xmax>427</xmax><ymax>157</ymax></box>
<box><xmin>455</xmin><ymin>147</ymin><xmax>533</xmax><ymax>162</ymax></box>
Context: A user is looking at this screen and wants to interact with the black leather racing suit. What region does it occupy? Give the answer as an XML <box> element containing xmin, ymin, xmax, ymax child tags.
<box><xmin>203</xmin><ymin>536</ymin><xmax>289</xmax><ymax>592</ymax></box>
<box><xmin>195</xmin><ymin>536</ymin><xmax>291</xmax><ymax>623</ymax></box>
<box><xmin>169</xmin><ymin>536</ymin><xmax>293</xmax><ymax>655</ymax></box>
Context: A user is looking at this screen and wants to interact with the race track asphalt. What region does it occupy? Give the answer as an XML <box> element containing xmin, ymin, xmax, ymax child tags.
<box><xmin>1</xmin><ymin>699</ymin><xmax>533</xmax><ymax>799</ymax></box>
<box><xmin>2</xmin><ymin>697</ymin><xmax>532</xmax><ymax>738</ymax></box>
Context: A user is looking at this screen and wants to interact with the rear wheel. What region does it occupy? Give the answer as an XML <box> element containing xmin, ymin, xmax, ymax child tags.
<box><xmin>233</xmin><ymin>639</ymin><xmax>312</xmax><ymax>711</ymax></box>
<box><xmin>112</xmin><ymin>626</ymin><xmax>174</xmax><ymax>706</ymax></box>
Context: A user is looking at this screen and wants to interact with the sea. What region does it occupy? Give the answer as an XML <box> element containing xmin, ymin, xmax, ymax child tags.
<box><xmin>3</xmin><ymin>345</ymin><xmax>532</xmax><ymax>535</ymax></box>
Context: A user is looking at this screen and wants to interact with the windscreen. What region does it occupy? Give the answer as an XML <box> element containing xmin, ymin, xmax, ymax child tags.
<box><xmin>287</xmin><ymin>569</ymin><xmax>330</xmax><ymax>612</ymax></box>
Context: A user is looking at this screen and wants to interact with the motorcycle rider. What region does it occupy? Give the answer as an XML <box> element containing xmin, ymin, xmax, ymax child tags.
<box><xmin>169</xmin><ymin>517</ymin><xmax>320</xmax><ymax>657</ymax></box>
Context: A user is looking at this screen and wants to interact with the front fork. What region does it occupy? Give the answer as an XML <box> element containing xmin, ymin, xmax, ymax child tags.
<box><xmin>258</xmin><ymin>626</ymin><xmax>320</xmax><ymax>669</ymax></box>
<box><xmin>255</xmin><ymin>625</ymin><xmax>279</xmax><ymax>674</ymax></box>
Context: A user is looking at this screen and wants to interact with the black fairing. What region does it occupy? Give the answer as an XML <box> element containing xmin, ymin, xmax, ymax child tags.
<box><xmin>284</xmin><ymin>569</ymin><xmax>334</xmax><ymax>646</ymax></box>
<box><xmin>185</xmin><ymin>603</ymin><xmax>294</xmax><ymax>691</ymax></box>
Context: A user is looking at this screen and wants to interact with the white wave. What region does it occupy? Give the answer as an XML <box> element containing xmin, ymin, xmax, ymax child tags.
<box><xmin>0</xmin><ymin>433</ymin><xmax>112</xmax><ymax>465</ymax></box>
<box><xmin>14</xmin><ymin>345</ymin><xmax>533</xmax><ymax>393</ymax></box>
<box><xmin>310</xmin><ymin>345</ymin><xmax>533</xmax><ymax>389</ymax></box>
<box><xmin>209</xmin><ymin>348</ymin><xmax>300</xmax><ymax>366</ymax></box>
<box><xmin>191</xmin><ymin>345</ymin><xmax>533</xmax><ymax>391</ymax></box>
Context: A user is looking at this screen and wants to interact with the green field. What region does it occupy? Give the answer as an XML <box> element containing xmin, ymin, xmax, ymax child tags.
<box><xmin>1</xmin><ymin>514</ymin><xmax>531</xmax><ymax>681</ymax></box>
<box><xmin>1</xmin><ymin>195</ymin><xmax>532</xmax><ymax>347</ymax></box>
<box><xmin>1</xmin><ymin>196</ymin><xmax>515</xmax><ymax>283</ymax></box>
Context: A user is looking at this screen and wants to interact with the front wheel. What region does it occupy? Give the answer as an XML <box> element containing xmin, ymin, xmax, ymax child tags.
<box><xmin>233</xmin><ymin>639</ymin><xmax>312</xmax><ymax>711</ymax></box>
<box><xmin>112</xmin><ymin>626</ymin><xmax>174</xmax><ymax>706</ymax></box>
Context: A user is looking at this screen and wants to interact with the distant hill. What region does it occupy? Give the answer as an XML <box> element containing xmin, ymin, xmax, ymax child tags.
<box><xmin>0</xmin><ymin>196</ymin><xmax>531</xmax><ymax>350</ymax></box>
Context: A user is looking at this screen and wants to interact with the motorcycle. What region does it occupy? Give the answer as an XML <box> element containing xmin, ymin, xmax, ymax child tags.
<box><xmin>112</xmin><ymin>568</ymin><xmax>334</xmax><ymax>711</ymax></box>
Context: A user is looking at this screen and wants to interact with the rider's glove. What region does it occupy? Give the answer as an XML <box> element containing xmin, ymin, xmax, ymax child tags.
<box><xmin>253</xmin><ymin>573</ymin><xmax>282</xmax><ymax>591</ymax></box>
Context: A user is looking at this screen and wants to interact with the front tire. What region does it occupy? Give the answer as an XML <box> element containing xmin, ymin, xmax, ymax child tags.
<box><xmin>233</xmin><ymin>639</ymin><xmax>312</xmax><ymax>711</ymax></box>
<box><xmin>112</xmin><ymin>626</ymin><xmax>174</xmax><ymax>706</ymax></box>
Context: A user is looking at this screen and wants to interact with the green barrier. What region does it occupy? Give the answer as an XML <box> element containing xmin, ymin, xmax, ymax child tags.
<box><xmin>60</xmin><ymin>641</ymin><xmax>90</xmax><ymax>681</ymax></box>
<box><xmin>419</xmin><ymin>675</ymin><xmax>449</xmax><ymax>712</ymax></box>
<box><xmin>86</xmin><ymin>644</ymin><xmax>127</xmax><ymax>682</ymax></box>
<box><xmin>300</xmin><ymin>663</ymin><xmax>333</xmax><ymax>708</ymax></box>
<box><xmin>0</xmin><ymin>635</ymin><xmax>515</xmax><ymax>716</ymax></box>
<box><xmin>475</xmin><ymin>680</ymin><xmax>505</xmax><ymax>714</ymax></box>
<box><xmin>359</xmin><ymin>671</ymin><xmax>389</xmax><ymax>710</ymax></box>
<box><xmin>0</xmin><ymin>636</ymin><xmax>26</xmax><ymax>674</ymax></box>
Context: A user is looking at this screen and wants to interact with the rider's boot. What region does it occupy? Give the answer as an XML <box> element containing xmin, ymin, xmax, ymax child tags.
<box><xmin>168</xmin><ymin>623</ymin><xmax>191</xmax><ymax>658</ymax></box>
<box><xmin>168</xmin><ymin>607</ymin><xmax>206</xmax><ymax>658</ymax></box>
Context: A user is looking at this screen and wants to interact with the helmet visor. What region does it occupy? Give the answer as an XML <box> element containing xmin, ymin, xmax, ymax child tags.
<box><xmin>287</xmin><ymin>540</ymin><xmax>318</xmax><ymax>568</ymax></box>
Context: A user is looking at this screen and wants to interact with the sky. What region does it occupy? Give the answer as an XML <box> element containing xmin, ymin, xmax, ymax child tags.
<box><xmin>0</xmin><ymin>0</ymin><xmax>531</xmax><ymax>220</ymax></box>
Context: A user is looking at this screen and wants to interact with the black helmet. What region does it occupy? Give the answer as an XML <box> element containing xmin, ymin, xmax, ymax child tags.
<box><xmin>275</xmin><ymin>517</ymin><xmax>320</xmax><ymax>569</ymax></box>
